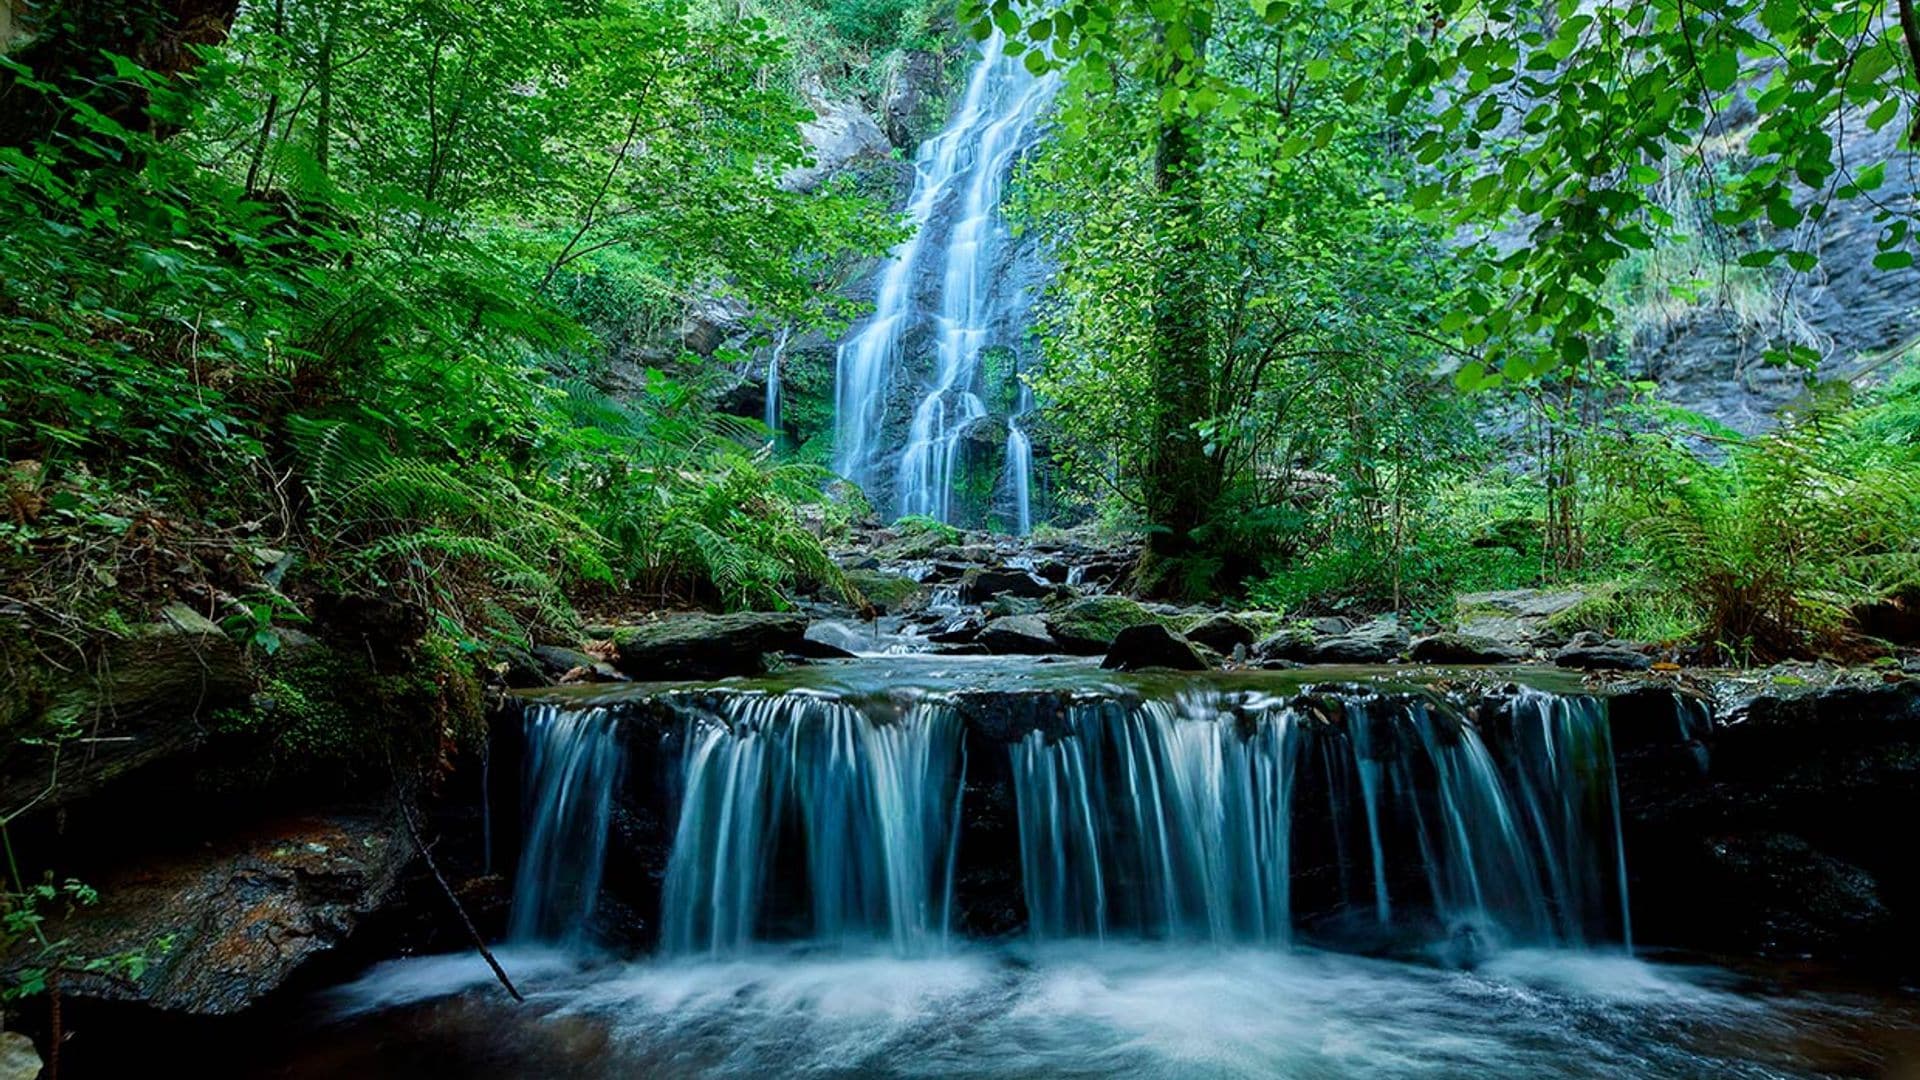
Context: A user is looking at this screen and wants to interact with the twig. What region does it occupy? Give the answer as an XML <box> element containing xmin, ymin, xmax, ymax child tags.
<box><xmin>391</xmin><ymin>787</ymin><xmax>523</xmax><ymax>1003</ymax></box>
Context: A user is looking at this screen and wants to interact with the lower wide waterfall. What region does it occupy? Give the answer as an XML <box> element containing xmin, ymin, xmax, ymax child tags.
<box><xmin>506</xmin><ymin>675</ymin><xmax>1632</xmax><ymax>958</ymax></box>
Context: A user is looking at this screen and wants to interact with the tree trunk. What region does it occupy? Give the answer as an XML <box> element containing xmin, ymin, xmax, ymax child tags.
<box><xmin>1139</xmin><ymin>12</ymin><xmax>1216</xmax><ymax>588</ymax></box>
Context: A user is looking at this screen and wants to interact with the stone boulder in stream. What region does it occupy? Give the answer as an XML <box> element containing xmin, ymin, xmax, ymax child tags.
<box><xmin>1101</xmin><ymin>624</ymin><xmax>1208</xmax><ymax>671</ymax></box>
<box><xmin>1408</xmin><ymin>632</ymin><xmax>1529</xmax><ymax>665</ymax></box>
<box><xmin>1044</xmin><ymin>595</ymin><xmax>1159</xmax><ymax>655</ymax></box>
<box><xmin>1554</xmin><ymin>632</ymin><xmax>1652</xmax><ymax>671</ymax></box>
<box><xmin>608</xmin><ymin>612</ymin><xmax>808</xmax><ymax>678</ymax></box>
<box><xmin>1182</xmin><ymin>612</ymin><xmax>1259</xmax><ymax>654</ymax></box>
<box><xmin>977</xmin><ymin>615</ymin><xmax>1058</xmax><ymax>655</ymax></box>
<box><xmin>958</xmin><ymin>567</ymin><xmax>1052</xmax><ymax>605</ymax></box>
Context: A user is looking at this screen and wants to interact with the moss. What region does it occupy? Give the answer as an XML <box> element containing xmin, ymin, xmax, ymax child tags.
<box><xmin>846</xmin><ymin>569</ymin><xmax>923</xmax><ymax>613</ymax></box>
<box><xmin>1045</xmin><ymin>595</ymin><xmax>1161</xmax><ymax>652</ymax></box>
<box><xmin>204</xmin><ymin>632</ymin><xmax>484</xmax><ymax>791</ymax></box>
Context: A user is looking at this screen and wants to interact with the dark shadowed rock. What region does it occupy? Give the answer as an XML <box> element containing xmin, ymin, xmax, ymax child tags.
<box><xmin>1184</xmin><ymin>612</ymin><xmax>1257</xmax><ymax>654</ymax></box>
<box><xmin>977</xmin><ymin>615</ymin><xmax>1057</xmax><ymax>655</ymax></box>
<box><xmin>1101</xmin><ymin>624</ymin><xmax>1207</xmax><ymax>671</ymax></box>
<box><xmin>1254</xmin><ymin>627</ymin><xmax>1316</xmax><ymax>662</ymax></box>
<box><xmin>958</xmin><ymin>567</ymin><xmax>1052</xmax><ymax>605</ymax></box>
<box><xmin>609</xmin><ymin>612</ymin><xmax>808</xmax><ymax>678</ymax></box>
<box><xmin>1045</xmin><ymin>595</ymin><xmax>1158</xmax><ymax>655</ymax></box>
<box><xmin>20</xmin><ymin>811</ymin><xmax>411</xmax><ymax>1016</ymax></box>
<box><xmin>2</xmin><ymin>602</ymin><xmax>254</xmax><ymax>812</ymax></box>
<box><xmin>1408</xmin><ymin>633</ymin><xmax>1528</xmax><ymax>665</ymax></box>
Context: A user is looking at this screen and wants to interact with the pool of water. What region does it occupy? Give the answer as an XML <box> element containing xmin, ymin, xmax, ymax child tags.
<box><xmin>255</xmin><ymin>944</ymin><xmax>1920</xmax><ymax>1078</ymax></box>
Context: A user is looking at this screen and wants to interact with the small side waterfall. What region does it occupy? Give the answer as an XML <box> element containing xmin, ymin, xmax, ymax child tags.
<box><xmin>1005</xmin><ymin>382</ymin><xmax>1034</xmax><ymax>535</ymax></box>
<box><xmin>659</xmin><ymin>693</ymin><xmax>968</xmax><ymax>955</ymax></box>
<box><xmin>508</xmin><ymin>705</ymin><xmax>622</xmax><ymax>944</ymax></box>
<box><xmin>833</xmin><ymin>32</ymin><xmax>1055</xmax><ymax>529</ymax></box>
<box><xmin>764</xmin><ymin>324</ymin><xmax>788</xmax><ymax>446</ymax></box>
<box><xmin>1009</xmin><ymin>690</ymin><xmax>1632</xmax><ymax>953</ymax></box>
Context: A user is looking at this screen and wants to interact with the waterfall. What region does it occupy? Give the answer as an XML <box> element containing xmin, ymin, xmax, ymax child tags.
<box><xmin>659</xmin><ymin>693</ymin><xmax>968</xmax><ymax>955</ymax></box>
<box><xmin>1009</xmin><ymin>690</ymin><xmax>1632</xmax><ymax>953</ymax></box>
<box><xmin>505</xmin><ymin>682</ymin><xmax>1639</xmax><ymax>959</ymax></box>
<box><xmin>765</xmin><ymin>324</ymin><xmax>789</xmax><ymax>447</ymax></box>
<box><xmin>832</xmin><ymin>31</ymin><xmax>1055</xmax><ymax>529</ymax></box>
<box><xmin>508</xmin><ymin>705</ymin><xmax>622</xmax><ymax>944</ymax></box>
<box><xmin>1005</xmin><ymin>382</ymin><xmax>1034</xmax><ymax>534</ymax></box>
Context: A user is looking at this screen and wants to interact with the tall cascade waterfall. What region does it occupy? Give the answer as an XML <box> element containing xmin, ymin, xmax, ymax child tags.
<box><xmin>833</xmin><ymin>33</ymin><xmax>1055</xmax><ymax>529</ymax></box>
<box><xmin>506</xmin><ymin>683</ymin><xmax>1633</xmax><ymax>956</ymax></box>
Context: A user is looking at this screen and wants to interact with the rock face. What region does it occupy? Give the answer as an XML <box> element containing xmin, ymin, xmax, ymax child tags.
<box><xmin>1101</xmin><ymin>624</ymin><xmax>1208</xmax><ymax>671</ymax></box>
<box><xmin>31</xmin><ymin>811</ymin><xmax>411</xmax><ymax>1015</ymax></box>
<box><xmin>781</xmin><ymin>88</ymin><xmax>891</xmax><ymax>194</ymax></box>
<box><xmin>977</xmin><ymin>614</ymin><xmax>1057</xmax><ymax>655</ymax></box>
<box><xmin>609</xmin><ymin>613</ymin><xmax>808</xmax><ymax>678</ymax></box>
<box><xmin>1044</xmin><ymin>595</ymin><xmax>1158</xmax><ymax>655</ymax></box>
<box><xmin>1618</xmin><ymin>678</ymin><xmax>1920</xmax><ymax>967</ymax></box>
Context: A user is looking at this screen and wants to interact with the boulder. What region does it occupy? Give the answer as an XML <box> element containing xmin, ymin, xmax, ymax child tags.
<box><xmin>1101</xmin><ymin>624</ymin><xmax>1208</xmax><ymax>672</ymax></box>
<box><xmin>1455</xmin><ymin>588</ymin><xmax>1589</xmax><ymax>646</ymax></box>
<box><xmin>958</xmin><ymin>567</ymin><xmax>1052</xmax><ymax>604</ymax></box>
<box><xmin>0</xmin><ymin>1033</ymin><xmax>39</xmax><ymax>1080</ymax></box>
<box><xmin>846</xmin><ymin>569</ymin><xmax>923</xmax><ymax>614</ymax></box>
<box><xmin>1044</xmin><ymin>595</ymin><xmax>1159</xmax><ymax>655</ymax></box>
<box><xmin>1253</xmin><ymin>627</ymin><xmax>1316</xmax><ymax>663</ymax></box>
<box><xmin>985</xmin><ymin>595</ymin><xmax>1044</xmax><ymax>618</ymax></box>
<box><xmin>1183</xmin><ymin>612</ymin><xmax>1257</xmax><ymax>654</ymax></box>
<box><xmin>977</xmin><ymin>615</ymin><xmax>1058</xmax><ymax>655</ymax></box>
<box><xmin>1554</xmin><ymin>632</ymin><xmax>1651</xmax><ymax>671</ymax></box>
<box><xmin>1312</xmin><ymin>620</ymin><xmax>1410</xmax><ymax>664</ymax></box>
<box><xmin>532</xmin><ymin>645</ymin><xmax>625</xmax><ymax>684</ymax></box>
<box><xmin>1408</xmin><ymin>632</ymin><xmax>1528</xmax><ymax>665</ymax></box>
<box><xmin>609</xmin><ymin>612</ymin><xmax>808</xmax><ymax>679</ymax></box>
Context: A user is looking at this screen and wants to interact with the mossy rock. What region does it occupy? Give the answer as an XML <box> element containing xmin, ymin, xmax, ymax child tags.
<box><xmin>1044</xmin><ymin>595</ymin><xmax>1160</xmax><ymax>655</ymax></box>
<box><xmin>3</xmin><ymin>603</ymin><xmax>255</xmax><ymax>810</ymax></box>
<box><xmin>847</xmin><ymin>569</ymin><xmax>923</xmax><ymax>614</ymax></box>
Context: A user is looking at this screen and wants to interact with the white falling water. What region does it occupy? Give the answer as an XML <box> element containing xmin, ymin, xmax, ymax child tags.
<box><xmin>764</xmin><ymin>324</ymin><xmax>789</xmax><ymax>447</ymax></box>
<box><xmin>1005</xmin><ymin>381</ymin><xmax>1035</xmax><ymax>535</ymax></box>
<box><xmin>833</xmin><ymin>32</ymin><xmax>1055</xmax><ymax>529</ymax></box>
<box><xmin>508</xmin><ymin>705</ymin><xmax>622</xmax><ymax>945</ymax></box>
<box><xmin>660</xmin><ymin>694</ymin><xmax>968</xmax><ymax>956</ymax></box>
<box><xmin>1010</xmin><ymin>690</ymin><xmax>1632</xmax><ymax>952</ymax></box>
